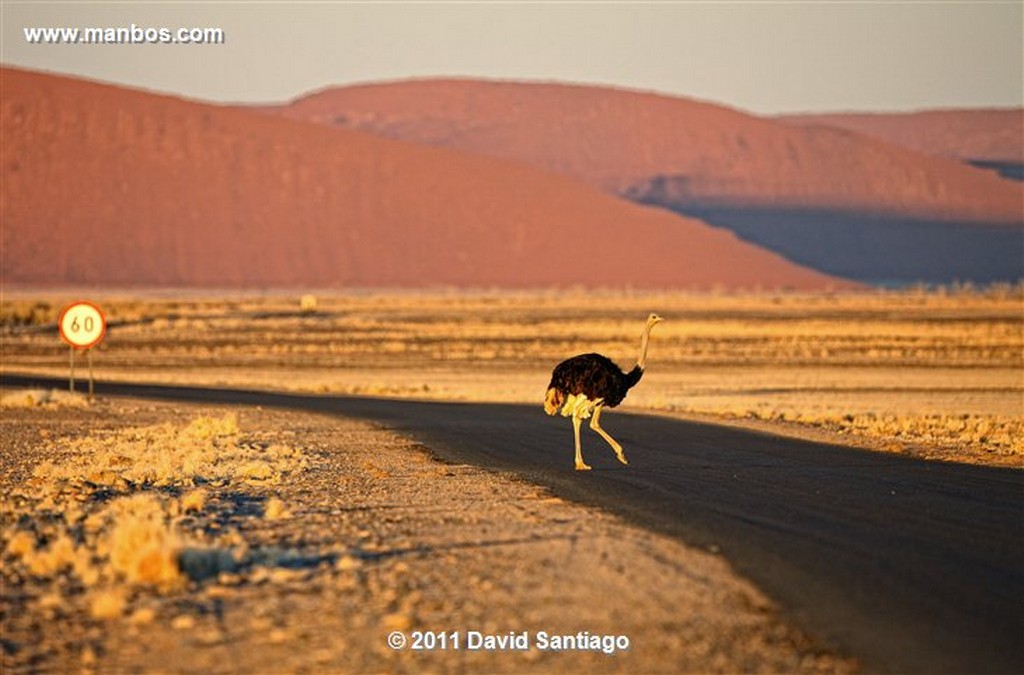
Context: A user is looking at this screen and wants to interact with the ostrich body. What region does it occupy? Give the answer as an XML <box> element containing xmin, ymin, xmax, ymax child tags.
<box><xmin>544</xmin><ymin>313</ymin><xmax>663</xmax><ymax>470</ymax></box>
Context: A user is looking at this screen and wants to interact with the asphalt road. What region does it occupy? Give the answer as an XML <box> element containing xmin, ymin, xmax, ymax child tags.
<box><xmin>4</xmin><ymin>373</ymin><xmax>1022</xmax><ymax>673</ymax></box>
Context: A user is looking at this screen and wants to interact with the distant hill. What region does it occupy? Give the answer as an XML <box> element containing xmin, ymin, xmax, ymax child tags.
<box><xmin>268</xmin><ymin>79</ymin><xmax>1023</xmax><ymax>284</ymax></box>
<box><xmin>778</xmin><ymin>111</ymin><xmax>1019</xmax><ymax>184</ymax></box>
<box><xmin>1</xmin><ymin>67</ymin><xmax>852</xmax><ymax>290</ymax></box>
<box><xmin>778</xmin><ymin>109</ymin><xmax>1024</xmax><ymax>179</ymax></box>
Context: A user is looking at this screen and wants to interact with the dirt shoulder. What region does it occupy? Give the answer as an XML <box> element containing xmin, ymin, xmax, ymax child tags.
<box><xmin>645</xmin><ymin>405</ymin><xmax>1022</xmax><ymax>469</ymax></box>
<box><xmin>1</xmin><ymin>394</ymin><xmax>854</xmax><ymax>673</ymax></box>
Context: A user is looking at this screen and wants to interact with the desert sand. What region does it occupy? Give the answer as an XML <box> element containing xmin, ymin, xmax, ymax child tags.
<box><xmin>0</xmin><ymin>67</ymin><xmax>849</xmax><ymax>291</ymax></box>
<box><xmin>271</xmin><ymin>78</ymin><xmax>1022</xmax><ymax>222</ymax></box>
<box><xmin>780</xmin><ymin>109</ymin><xmax>1024</xmax><ymax>163</ymax></box>
<box><xmin>1</xmin><ymin>397</ymin><xmax>854</xmax><ymax>673</ymax></box>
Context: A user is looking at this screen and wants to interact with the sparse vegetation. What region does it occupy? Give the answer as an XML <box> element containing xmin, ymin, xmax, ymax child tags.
<box><xmin>1</xmin><ymin>400</ymin><xmax>854</xmax><ymax>673</ymax></box>
<box><xmin>0</xmin><ymin>300</ymin><xmax>55</xmax><ymax>327</ymax></box>
<box><xmin>3</xmin><ymin>288</ymin><xmax>1020</xmax><ymax>467</ymax></box>
<box><xmin>1</xmin><ymin>412</ymin><xmax>306</xmax><ymax>643</ymax></box>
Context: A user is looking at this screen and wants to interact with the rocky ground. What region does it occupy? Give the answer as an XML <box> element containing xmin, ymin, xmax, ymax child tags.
<box><xmin>1</xmin><ymin>394</ymin><xmax>855</xmax><ymax>674</ymax></box>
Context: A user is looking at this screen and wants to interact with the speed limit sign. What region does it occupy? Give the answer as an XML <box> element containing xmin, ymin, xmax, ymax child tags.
<box><xmin>59</xmin><ymin>302</ymin><xmax>106</xmax><ymax>349</ymax></box>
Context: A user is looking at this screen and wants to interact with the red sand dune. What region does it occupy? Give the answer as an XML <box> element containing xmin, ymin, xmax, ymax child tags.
<box><xmin>779</xmin><ymin>109</ymin><xmax>1024</xmax><ymax>164</ymax></box>
<box><xmin>1</xmin><ymin>67</ymin><xmax>853</xmax><ymax>290</ymax></box>
<box><xmin>270</xmin><ymin>79</ymin><xmax>1022</xmax><ymax>224</ymax></box>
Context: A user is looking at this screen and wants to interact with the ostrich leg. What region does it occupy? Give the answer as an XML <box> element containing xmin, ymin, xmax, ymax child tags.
<box><xmin>572</xmin><ymin>413</ymin><xmax>591</xmax><ymax>471</ymax></box>
<box><xmin>590</xmin><ymin>404</ymin><xmax>628</xmax><ymax>465</ymax></box>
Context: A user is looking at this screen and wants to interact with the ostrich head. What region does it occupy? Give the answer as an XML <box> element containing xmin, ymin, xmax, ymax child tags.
<box><xmin>637</xmin><ymin>313</ymin><xmax>664</xmax><ymax>370</ymax></box>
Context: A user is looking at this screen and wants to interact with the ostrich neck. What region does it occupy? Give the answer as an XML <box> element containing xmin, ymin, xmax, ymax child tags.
<box><xmin>636</xmin><ymin>324</ymin><xmax>653</xmax><ymax>370</ymax></box>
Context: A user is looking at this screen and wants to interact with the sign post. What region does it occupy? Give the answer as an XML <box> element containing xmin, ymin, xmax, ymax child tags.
<box><xmin>58</xmin><ymin>302</ymin><xmax>106</xmax><ymax>398</ymax></box>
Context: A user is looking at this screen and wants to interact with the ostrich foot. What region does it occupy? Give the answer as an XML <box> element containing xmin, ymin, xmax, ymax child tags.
<box><xmin>615</xmin><ymin>452</ymin><xmax>629</xmax><ymax>466</ymax></box>
<box><xmin>575</xmin><ymin>462</ymin><xmax>592</xmax><ymax>471</ymax></box>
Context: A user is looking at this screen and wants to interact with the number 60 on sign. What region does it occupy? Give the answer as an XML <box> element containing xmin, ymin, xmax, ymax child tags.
<box><xmin>59</xmin><ymin>302</ymin><xmax>107</xmax><ymax>349</ymax></box>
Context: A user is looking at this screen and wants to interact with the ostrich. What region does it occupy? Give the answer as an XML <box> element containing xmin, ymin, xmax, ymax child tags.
<box><xmin>544</xmin><ymin>313</ymin><xmax>664</xmax><ymax>470</ymax></box>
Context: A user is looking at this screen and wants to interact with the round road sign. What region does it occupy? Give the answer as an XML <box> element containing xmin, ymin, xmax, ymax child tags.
<box><xmin>59</xmin><ymin>302</ymin><xmax>107</xmax><ymax>349</ymax></box>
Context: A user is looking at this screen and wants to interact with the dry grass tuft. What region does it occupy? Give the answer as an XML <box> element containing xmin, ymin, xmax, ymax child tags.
<box><xmin>32</xmin><ymin>413</ymin><xmax>305</xmax><ymax>489</ymax></box>
<box><xmin>180</xmin><ymin>488</ymin><xmax>209</xmax><ymax>513</ymax></box>
<box><xmin>89</xmin><ymin>587</ymin><xmax>128</xmax><ymax>620</ymax></box>
<box><xmin>105</xmin><ymin>494</ymin><xmax>186</xmax><ymax>588</ymax></box>
<box><xmin>263</xmin><ymin>497</ymin><xmax>291</xmax><ymax>520</ymax></box>
<box><xmin>22</xmin><ymin>533</ymin><xmax>83</xmax><ymax>578</ymax></box>
<box><xmin>1</xmin><ymin>388</ymin><xmax>90</xmax><ymax>409</ymax></box>
<box><xmin>2</xmin><ymin>412</ymin><xmax>309</xmax><ymax>638</ymax></box>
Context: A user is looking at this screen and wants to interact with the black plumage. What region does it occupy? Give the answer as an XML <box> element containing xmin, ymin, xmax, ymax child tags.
<box><xmin>543</xmin><ymin>313</ymin><xmax>663</xmax><ymax>470</ymax></box>
<box><xmin>546</xmin><ymin>353</ymin><xmax>642</xmax><ymax>409</ymax></box>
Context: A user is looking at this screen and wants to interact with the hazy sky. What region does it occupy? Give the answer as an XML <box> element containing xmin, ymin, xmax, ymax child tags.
<box><xmin>2</xmin><ymin>1</ymin><xmax>1021</xmax><ymax>114</ymax></box>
